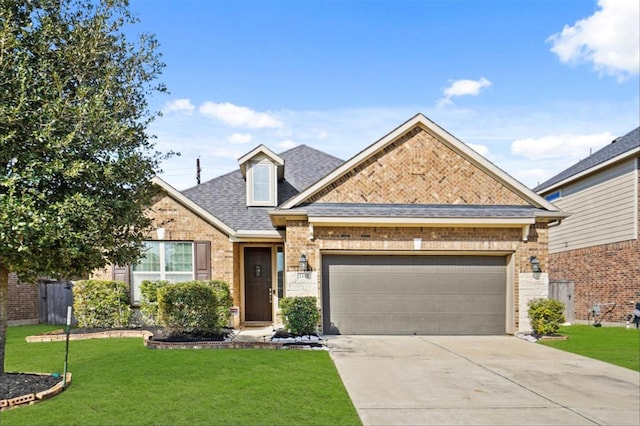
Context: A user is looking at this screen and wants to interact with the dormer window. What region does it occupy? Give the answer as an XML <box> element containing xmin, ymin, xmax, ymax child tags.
<box><xmin>249</xmin><ymin>160</ymin><xmax>275</xmax><ymax>206</ymax></box>
<box><xmin>238</xmin><ymin>144</ymin><xmax>285</xmax><ymax>208</ymax></box>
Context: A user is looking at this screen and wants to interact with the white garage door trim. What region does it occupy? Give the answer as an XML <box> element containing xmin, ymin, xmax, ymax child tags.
<box><xmin>322</xmin><ymin>253</ymin><xmax>514</xmax><ymax>335</ymax></box>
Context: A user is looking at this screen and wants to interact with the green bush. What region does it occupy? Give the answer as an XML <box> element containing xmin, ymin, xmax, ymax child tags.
<box><xmin>528</xmin><ymin>297</ymin><xmax>565</xmax><ymax>336</ymax></box>
<box><xmin>207</xmin><ymin>279</ymin><xmax>233</xmax><ymax>329</ymax></box>
<box><xmin>157</xmin><ymin>280</ymin><xmax>232</xmax><ymax>336</ymax></box>
<box><xmin>139</xmin><ymin>280</ymin><xmax>170</xmax><ymax>325</ymax></box>
<box><xmin>280</xmin><ymin>296</ymin><xmax>320</xmax><ymax>336</ymax></box>
<box><xmin>73</xmin><ymin>280</ymin><xmax>132</xmax><ymax>328</ymax></box>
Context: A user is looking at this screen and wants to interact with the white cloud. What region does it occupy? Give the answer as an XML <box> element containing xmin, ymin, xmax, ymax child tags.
<box><xmin>277</xmin><ymin>140</ymin><xmax>297</xmax><ymax>150</ymax></box>
<box><xmin>439</xmin><ymin>77</ymin><xmax>492</xmax><ymax>107</ymax></box>
<box><xmin>227</xmin><ymin>133</ymin><xmax>253</xmax><ymax>145</ymax></box>
<box><xmin>163</xmin><ymin>98</ymin><xmax>195</xmax><ymax>115</ymax></box>
<box><xmin>547</xmin><ymin>0</ymin><xmax>640</xmax><ymax>80</ymax></box>
<box><xmin>467</xmin><ymin>143</ymin><xmax>489</xmax><ymax>157</ymax></box>
<box><xmin>510</xmin><ymin>132</ymin><xmax>614</xmax><ymax>161</ymax></box>
<box><xmin>199</xmin><ymin>102</ymin><xmax>283</xmax><ymax>128</ymax></box>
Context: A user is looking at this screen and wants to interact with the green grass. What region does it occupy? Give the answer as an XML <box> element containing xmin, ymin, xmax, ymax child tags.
<box><xmin>538</xmin><ymin>324</ymin><xmax>640</xmax><ymax>371</ymax></box>
<box><xmin>2</xmin><ymin>325</ymin><xmax>361</xmax><ymax>425</ymax></box>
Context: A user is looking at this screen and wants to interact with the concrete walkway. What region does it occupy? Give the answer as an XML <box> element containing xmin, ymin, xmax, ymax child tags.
<box><xmin>327</xmin><ymin>335</ymin><xmax>640</xmax><ymax>426</ymax></box>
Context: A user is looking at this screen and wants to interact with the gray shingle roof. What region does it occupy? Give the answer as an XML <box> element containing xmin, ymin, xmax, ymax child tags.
<box><xmin>181</xmin><ymin>145</ymin><xmax>344</xmax><ymax>231</ymax></box>
<box><xmin>293</xmin><ymin>203</ymin><xmax>550</xmax><ymax>218</ymax></box>
<box><xmin>535</xmin><ymin>127</ymin><xmax>639</xmax><ymax>193</ymax></box>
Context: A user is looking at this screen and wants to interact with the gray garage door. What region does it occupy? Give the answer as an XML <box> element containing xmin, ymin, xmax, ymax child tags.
<box><xmin>322</xmin><ymin>255</ymin><xmax>506</xmax><ymax>335</ymax></box>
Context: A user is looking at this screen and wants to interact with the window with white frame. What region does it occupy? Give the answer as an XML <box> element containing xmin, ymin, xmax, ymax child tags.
<box><xmin>248</xmin><ymin>160</ymin><xmax>276</xmax><ymax>206</ymax></box>
<box><xmin>131</xmin><ymin>241</ymin><xmax>194</xmax><ymax>304</ymax></box>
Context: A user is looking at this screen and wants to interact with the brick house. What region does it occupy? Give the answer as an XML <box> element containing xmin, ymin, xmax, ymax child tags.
<box><xmin>93</xmin><ymin>113</ymin><xmax>566</xmax><ymax>334</ymax></box>
<box><xmin>535</xmin><ymin>127</ymin><xmax>639</xmax><ymax>323</ymax></box>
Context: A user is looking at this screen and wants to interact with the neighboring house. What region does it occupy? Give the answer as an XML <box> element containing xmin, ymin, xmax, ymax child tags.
<box><xmin>93</xmin><ymin>114</ymin><xmax>566</xmax><ymax>335</ymax></box>
<box><xmin>535</xmin><ymin>127</ymin><xmax>640</xmax><ymax>323</ymax></box>
<box><xmin>7</xmin><ymin>272</ymin><xmax>40</xmax><ymax>325</ymax></box>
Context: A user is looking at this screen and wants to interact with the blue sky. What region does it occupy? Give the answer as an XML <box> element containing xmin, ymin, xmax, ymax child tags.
<box><xmin>128</xmin><ymin>0</ymin><xmax>640</xmax><ymax>190</ymax></box>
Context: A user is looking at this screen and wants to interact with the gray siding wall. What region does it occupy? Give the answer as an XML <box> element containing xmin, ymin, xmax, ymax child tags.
<box><xmin>549</xmin><ymin>157</ymin><xmax>638</xmax><ymax>253</ymax></box>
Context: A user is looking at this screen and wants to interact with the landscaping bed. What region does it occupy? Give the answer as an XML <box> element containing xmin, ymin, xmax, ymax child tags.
<box><xmin>0</xmin><ymin>372</ymin><xmax>71</xmax><ymax>411</ymax></box>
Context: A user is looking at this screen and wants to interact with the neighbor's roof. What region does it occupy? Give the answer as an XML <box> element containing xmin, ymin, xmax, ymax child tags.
<box><xmin>535</xmin><ymin>127</ymin><xmax>640</xmax><ymax>193</ymax></box>
<box><xmin>181</xmin><ymin>145</ymin><xmax>344</xmax><ymax>232</ymax></box>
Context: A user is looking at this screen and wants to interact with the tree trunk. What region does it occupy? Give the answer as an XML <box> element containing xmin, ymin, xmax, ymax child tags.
<box><xmin>0</xmin><ymin>264</ymin><xmax>9</xmax><ymax>373</ymax></box>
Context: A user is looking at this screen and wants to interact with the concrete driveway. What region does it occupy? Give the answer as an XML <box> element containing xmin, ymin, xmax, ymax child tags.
<box><xmin>327</xmin><ymin>336</ymin><xmax>639</xmax><ymax>425</ymax></box>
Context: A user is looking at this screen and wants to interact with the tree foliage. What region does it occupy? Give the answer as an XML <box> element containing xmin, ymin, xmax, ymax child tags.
<box><xmin>0</xmin><ymin>0</ymin><xmax>169</xmax><ymax>371</ymax></box>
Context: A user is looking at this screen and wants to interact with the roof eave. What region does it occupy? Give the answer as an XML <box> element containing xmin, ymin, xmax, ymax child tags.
<box><xmin>152</xmin><ymin>177</ymin><xmax>236</xmax><ymax>236</ymax></box>
<box><xmin>536</xmin><ymin>147</ymin><xmax>640</xmax><ymax>194</ymax></box>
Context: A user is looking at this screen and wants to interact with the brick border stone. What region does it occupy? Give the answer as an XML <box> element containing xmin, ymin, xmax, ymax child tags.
<box><xmin>0</xmin><ymin>372</ymin><xmax>72</xmax><ymax>411</ymax></box>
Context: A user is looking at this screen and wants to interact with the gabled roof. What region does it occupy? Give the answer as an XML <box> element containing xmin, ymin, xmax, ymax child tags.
<box><xmin>181</xmin><ymin>145</ymin><xmax>344</xmax><ymax>232</ymax></box>
<box><xmin>238</xmin><ymin>144</ymin><xmax>285</xmax><ymax>180</ymax></box>
<box><xmin>279</xmin><ymin>113</ymin><xmax>560</xmax><ymax>212</ymax></box>
<box><xmin>535</xmin><ymin>127</ymin><xmax>640</xmax><ymax>193</ymax></box>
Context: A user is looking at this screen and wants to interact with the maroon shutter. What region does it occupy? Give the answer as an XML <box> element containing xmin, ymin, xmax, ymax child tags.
<box><xmin>112</xmin><ymin>264</ymin><xmax>132</xmax><ymax>304</ymax></box>
<box><xmin>194</xmin><ymin>241</ymin><xmax>211</xmax><ymax>280</ymax></box>
<box><xmin>112</xmin><ymin>265</ymin><xmax>130</xmax><ymax>284</ymax></box>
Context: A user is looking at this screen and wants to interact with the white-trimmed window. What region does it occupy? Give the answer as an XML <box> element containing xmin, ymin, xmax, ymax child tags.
<box><xmin>131</xmin><ymin>241</ymin><xmax>194</xmax><ymax>304</ymax></box>
<box><xmin>247</xmin><ymin>159</ymin><xmax>276</xmax><ymax>206</ymax></box>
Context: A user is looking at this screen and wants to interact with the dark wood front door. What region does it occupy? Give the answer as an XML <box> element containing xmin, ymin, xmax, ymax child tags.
<box><xmin>244</xmin><ymin>247</ymin><xmax>273</xmax><ymax>322</ymax></box>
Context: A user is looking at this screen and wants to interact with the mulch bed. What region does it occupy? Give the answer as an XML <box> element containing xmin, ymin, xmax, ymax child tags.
<box><xmin>0</xmin><ymin>373</ymin><xmax>62</xmax><ymax>401</ymax></box>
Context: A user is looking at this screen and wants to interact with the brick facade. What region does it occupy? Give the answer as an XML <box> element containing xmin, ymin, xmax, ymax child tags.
<box><xmin>309</xmin><ymin>128</ymin><xmax>527</xmax><ymax>206</ymax></box>
<box><xmin>7</xmin><ymin>272</ymin><xmax>40</xmax><ymax>324</ymax></box>
<box><xmin>549</xmin><ymin>239</ymin><xmax>639</xmax><ymax>322</ymax></box>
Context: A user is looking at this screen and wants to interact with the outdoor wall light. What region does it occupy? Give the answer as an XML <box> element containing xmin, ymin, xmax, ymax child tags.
<box><xmin>299</xmin><ymin>253</ymin><xmax>308</xmax><ymax>271</ymax></box>
<box><xmin>156</xmin><ymin>227</ymin><xmax>165</xmax><ymax>240</ymax></box>
<box><xmin>529</xmin><ymin>256</ymin><xmax>541</xmax><ymax>273</ymax></box>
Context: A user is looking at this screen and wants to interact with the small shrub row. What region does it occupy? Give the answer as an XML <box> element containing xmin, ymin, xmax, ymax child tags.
<box><xmin>280</xmin><ymin>296</ymin><xmax>320</xmax><ymax>336</ymax></box>
<box><xmin>73</xmin><ymin>279</ymin><xmax>232</xmax><ymax>335</ymax></box>
<box><xmin>143</xmin><ymin>279</ymin><xmax>232</xmax><ymax>336</ymax></box>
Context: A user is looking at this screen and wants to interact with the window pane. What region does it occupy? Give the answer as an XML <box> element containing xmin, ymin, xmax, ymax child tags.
<box><xmin>165</xmin><ymin>242</ymin><xmax>193</xmax><ymax>272</ymax></box>
<box><xmin>277</xmin><ymin>246</ymin><xmax>284</xmax><ymax>298</ymax></box>
<box><xmin>165</xmin><ymin>273</ymin><xmax>193</xmax><ymax>283</ymax></box>
<box><xmin>133</xmin><ymin>242</ymin><xmax>160</xmax><ymax>272</ymax></box>
<box><xmin>253</xmin><ymin>164</ymin><xmax>270</xmax><ymax>202</ymax></box>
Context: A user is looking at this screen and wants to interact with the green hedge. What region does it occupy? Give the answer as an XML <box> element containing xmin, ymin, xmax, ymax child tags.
<box><xmin>73</xmin><ymin>280</ymin><xmax>132</xmax><ymax>328</ymax></box>
<box><xmin>280</xmin><ymin>296</ymin><xmax>320</xmax><ymax>336</ymax></box>
<box><xmin>157</xmin><ymin>280</ymin><xmax>232</xmax><ymax>336</ymax></box>
<box><xmin>140</xmin><ymin>280</ymin><xmax>170</xmax><ymax>325</ymax></box>
<box><xmin>528</xmin><ymin>297</ymin><xmax>565</xmax><ymax>336</ymax></box>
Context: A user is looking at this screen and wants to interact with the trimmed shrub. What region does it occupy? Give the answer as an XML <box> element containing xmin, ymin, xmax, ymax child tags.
<box><xmin>157</xmin><ymin>280</ymin><xmax>232</xmax><ymax>336</ymax></box>
<box><xmin>73</xmin><ymin>280</ymin><xmax>132</xmax><ymax>328</ymax></box>
<box><xmin>280</xmin><ymin>296</ymin><xmax>320</xmax><ymax>336</ymax></box>
<box><xmin>528</xmin><ymin>297</ymin><xmax>565</xmax><ymax>336</ymax></box>
<box><xmin>207</xmin><ymin>279</ymin><xmax>233</xmax><ymax>329</ymax></box>
<box><xmin>139</xmin><ymin>280</ymin><xmax>170</xmax><ymax>325</ymax></box>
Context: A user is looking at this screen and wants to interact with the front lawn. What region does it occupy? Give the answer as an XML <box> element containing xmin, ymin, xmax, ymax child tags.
<box><xmin>2</xmin><ymin>325</ymin><xmax>361</xmax><ymax>425</ymax></box>
<box><xmin>538</xmin><ymin>324</ymin><xmax>640</xmax><ymax>371</ymax></box>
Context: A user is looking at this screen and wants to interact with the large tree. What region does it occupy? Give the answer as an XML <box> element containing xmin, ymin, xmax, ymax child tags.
<box><xmin>0</xmin><ymin>0</ymin><xmax>169</xmax><ymax>372</ymax></box>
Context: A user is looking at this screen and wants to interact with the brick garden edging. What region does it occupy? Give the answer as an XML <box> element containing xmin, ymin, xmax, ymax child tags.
<box><xmin>0</xmin><ymin>372</ymin><xmax>72</xmax><ymax>411</ymax></box>
<box><xmin>27</xmin><ymin>330</ymin><xmax>324</xmax><ymax>350</ymax></box>
<box><xmin>26</xmin><ymin>329</ymin><xmax>153</xmax><ymax>343</ymax></box>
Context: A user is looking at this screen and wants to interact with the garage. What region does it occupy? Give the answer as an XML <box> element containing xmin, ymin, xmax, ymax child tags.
<box><xmin>322</xmin><ymin>255</ymin><xmax>507</xmax><ymax>335</ymax></box>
